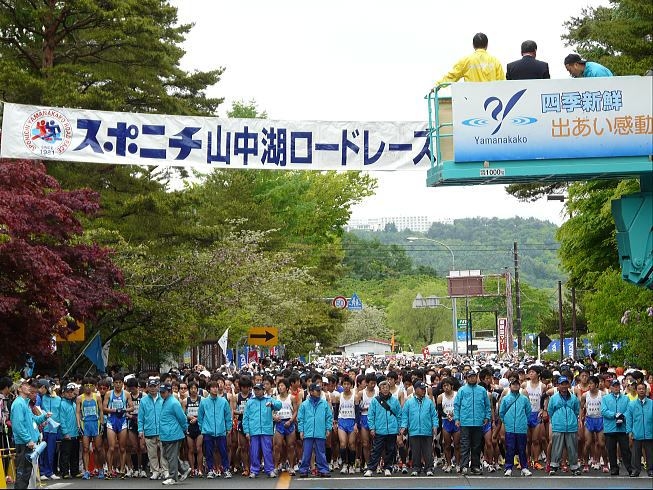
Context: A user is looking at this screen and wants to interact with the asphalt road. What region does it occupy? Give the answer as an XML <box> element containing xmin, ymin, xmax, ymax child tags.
<box><xmin>22</xmin><ymin>471</ymin><xmax>653</xmax><ymax>490</ymax></box>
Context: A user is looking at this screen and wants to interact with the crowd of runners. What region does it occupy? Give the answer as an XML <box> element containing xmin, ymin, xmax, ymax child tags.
<box><xmin>1</xmin><ymin>352</ymin><xmax>652</xmax><ymax>487</ymax></box>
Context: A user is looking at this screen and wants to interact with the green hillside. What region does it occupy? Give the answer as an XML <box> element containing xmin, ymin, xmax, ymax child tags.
<box><xmin>347</xmin><ymin>217</ymin><xmax>563</xmax><ymax>289</ymax></box>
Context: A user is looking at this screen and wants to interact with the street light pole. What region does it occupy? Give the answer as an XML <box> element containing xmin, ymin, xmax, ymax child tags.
<box><xmin>407</xmin><ymin>237</ymin><xmax>458</xmax><ymax>355</ymax></box>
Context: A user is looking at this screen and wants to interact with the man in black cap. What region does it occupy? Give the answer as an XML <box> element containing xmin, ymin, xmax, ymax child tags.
<box><xmin>564</xmin><ymin>53</ymin><xmax>613</xmax><ymax>78</ymax></box>
<box><xmin>453</xmin><ymin>370</ymin><xmax>491</xmax><ymax>475</ymax></box>
<box><xmin>601</xmin><ymin>379</ymin><xmax>632</xmax><ymax>475</ymax></box>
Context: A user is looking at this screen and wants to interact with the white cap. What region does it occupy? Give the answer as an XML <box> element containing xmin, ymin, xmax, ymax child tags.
<box><xmin>499</xmin><ymin>378</ymin><xmax>510</xmax><ymax>389</ymax></box>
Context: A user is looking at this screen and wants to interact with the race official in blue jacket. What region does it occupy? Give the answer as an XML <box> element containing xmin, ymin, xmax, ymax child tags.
<box><xmin>197</xmin><ymin>380</ymin><xmax>233</xmax><ymax>477</ymax></box>
<box><xmin>137</xmin><ymin>378</ymin><xmax>167</xmax><ymax>479</ymax></box>
<box><xmin>158</xmin><ymin>384</ymin><xmax>191</xmax><ymax>484</ymax></box>
<box><xmin>243</xmin><ymin>383</ymin><xmax>282</xmax><ymax>477</ymax></box>
<box><xmin>36</xmin><ymin>379</ymin><xmax>61</xmax><ymax>479</ymax></box>
<box><xmin>10</xmin><ymin>380</ymin><xmax>50</xmax><ymax>489</ymax></box>
<box><xmin>548</xmin><ymin>377</ymin><xmax>581</xmax><ymax>475</ymax></box>
<box><xmin>364</xmin><ymin>380</ymin><xmax>402</xmax><ymax>476</ymax></box>
<box><xmin>400</xmin><ymin>381</ymin><xmax>438</xmax><ymax>475</ymax></box>
<box><xmin>297</xmin><ymin>383</ymin><xmax>332</xmax><ymax>477</ymax></box>
<box><xmin>59</xmin><ymin>384</ymin><xmax>80</xmax><ymax>478</ymax></box>
<box><xmin>454</xmin><ymin>371</ymin><xmax>491</xmax><ymax>474</ymax></box>
<box><xmin>601</xmin><ymin>379</ymin><xmax>632</xmax><ymax>475</ymax></box>
<box><xmin>625</xmin><ymin>382</ymin><xmax>653</xmax><ymax>477</ymax></box>
<box><xmin>499</xmin><ymin>378</ymin><xmax>532</xmax><ymax>476</ymax></box>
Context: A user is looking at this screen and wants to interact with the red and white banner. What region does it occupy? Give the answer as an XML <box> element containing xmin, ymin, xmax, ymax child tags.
<box><xmin>498</xmin><ymin>317</ymin><xmax>508</xmax><ymax>353</ymax></box>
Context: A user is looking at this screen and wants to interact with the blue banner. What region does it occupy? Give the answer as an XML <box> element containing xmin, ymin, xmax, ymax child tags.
<box><xmin>83</xmin><ymin>333</ymin><xmax>105</xmax><ymax>372</ymax></box>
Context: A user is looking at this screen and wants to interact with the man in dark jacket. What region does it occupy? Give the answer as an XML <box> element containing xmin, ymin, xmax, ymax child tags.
<box><xmin>506</xmin><ymin>40</ymin><xmax>550</xmax><ymax>80</ymax></box>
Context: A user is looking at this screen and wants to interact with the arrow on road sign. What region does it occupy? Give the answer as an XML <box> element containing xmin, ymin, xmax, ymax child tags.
<box><xmin>250</xmin><ymin>331</ymin><xmax>275</xmax><ymax>342</ymax></box>
<box><xmin>248</xmin><ymin>327</ymin><xmax>279</xmax><ymax>347</ymax></box>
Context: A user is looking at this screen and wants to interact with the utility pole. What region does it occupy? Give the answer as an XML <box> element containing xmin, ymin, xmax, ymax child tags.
<box><xmin>514</xmin><ymin>241</ymin><xmax>523</xmax><ymax>351</ymax></box>
<box><xmin>558</xmin><ymin>280</ymin><xmax>564</xmax><ymax>362</ymax></box>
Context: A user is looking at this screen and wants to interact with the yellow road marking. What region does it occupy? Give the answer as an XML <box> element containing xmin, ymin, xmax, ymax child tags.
<box><xmin>276</xmin><ymin>471</ymin><xmax>292</xmax><ymax>489</ymax></box>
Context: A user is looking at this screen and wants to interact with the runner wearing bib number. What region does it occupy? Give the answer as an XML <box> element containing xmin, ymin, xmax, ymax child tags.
<box><xmin>77</xmin><ymin>378</ymin><xmax>106</xmax><ymax>480</ymax></box>
<box><xmin>581</xmin><ymin>376</ymin><xmax>607</xmax><ymax>473</ymax></box>
<box><xmin>125</xmin><ymin>378</ymin><xmax>146</xmax><ymax>478</ymax></box>
<box><xmin>437</xmin><ymin>378</ymin><xmax>460</xmax><ymax>473</ymax></box>
<box><xmin>272</xmin><ymin>379</ymin><xmax>298</xmax><ymax>475</ymax></box>
<box><xmin>103</xmin><ymin>376</ymin><xmax>133</xmax><ymax>478</ymax></box>
<box><xmin>183</xmin><ymin>382</ymin><xmax>204</xmax><ymax>477</ymax></box>
<box><xmin>231</xmin><ymin>376</ymin><xmax>253</xmax><ymax>476</ymax></box>
<box><xmin>355</xmin><ymin>373</ymin><xmax>377</xmax><ymax>469</ymax></box>
<box><xmin>337</xmin><ymin>377</ymin><xmax>358</xmax><ymax>474</ymax></box>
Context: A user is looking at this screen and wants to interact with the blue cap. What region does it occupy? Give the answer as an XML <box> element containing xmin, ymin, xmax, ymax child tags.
<box><xmin>558</xmin><ymin>376</ymin><xmax>569</xmax><ymax>384</ymax></box>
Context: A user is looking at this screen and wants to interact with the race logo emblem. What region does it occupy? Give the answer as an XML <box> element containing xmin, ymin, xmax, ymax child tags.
<box><xmin>462</xmin><ymin>89</ymin><xmax>537</xmax><ymax>135</ymax></box>
<box><xmin>22</xmin><ymin>109</ymin><xmax>73</xmax><ymax>157</ymax></box>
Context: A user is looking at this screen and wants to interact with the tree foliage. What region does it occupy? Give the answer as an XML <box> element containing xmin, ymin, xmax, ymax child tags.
<box><xmin>0</xmin><ymin>159</ymin><xmax>129</xmax><ymax>371</ymax></box>
<box><xmin>584</xmin><ymin>269</ymin><xmax>653</xmax><ymax>371</ymax></box>
<box><xmin>0</xmin><ymin>0</ymin><xmax>224</xmax><ymax>114</ymax></box>
<box><xmin>562</xmin><ymin>0</ymin><xmax>653</xmax><ymax>76</ymax></box>
<box><xmin>337</xmin><ymin>306</ymin><xmax>391</xmax><ymax>346</ymax></box>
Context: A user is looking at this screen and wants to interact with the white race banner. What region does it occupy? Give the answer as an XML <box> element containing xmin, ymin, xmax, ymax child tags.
<box><xmin>0</xmin><ymin>103</ymin><xmax>431</xmax><ymax>171</ymax></box>
<box><xmin>451</xmin><ymin>76</ymin><xmax>653</xmax><ymax>162</ymax></box>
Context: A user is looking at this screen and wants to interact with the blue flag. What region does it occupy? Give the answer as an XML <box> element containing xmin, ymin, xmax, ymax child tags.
<box><xmin>83</xmin><ymin>333</ymin><xmax>105</xmax><ymax>372</ymax></box>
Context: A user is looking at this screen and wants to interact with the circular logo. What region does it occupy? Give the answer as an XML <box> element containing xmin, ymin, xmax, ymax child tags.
<box><xmin>22</xmin><ymin>109</ymin><xmax>73</xmax><ymax>157</ymax></box>
<box><xmin>332</xmin><ymin>296</ymin><xmax>348</xmax><ymax>309</ymax></box>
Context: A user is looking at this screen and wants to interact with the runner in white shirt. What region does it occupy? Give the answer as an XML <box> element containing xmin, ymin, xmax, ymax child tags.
<box><xmin>580</xmin><ymin>375</ymin><xmax>607</xmax><ymax>473</ymax></box>
<box><xmin>272</xmin><ymin>379</ymin><xmax>298</xmax><ymax>475</ymax></box>
<box><xmin>337</xmin><ymin>377</ymin><xmax>358</xmax><ymax>475</ymax></box>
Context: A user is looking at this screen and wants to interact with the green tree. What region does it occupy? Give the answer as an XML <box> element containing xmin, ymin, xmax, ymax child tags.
<box><xmin>555</xmin><ymin>180</ymin><xmax>640</xmax><ymax>289</ymax></box>
<box><xmin>0</xmin><ymin>0</ymin><xmax>223</xmax><ymax>114</ymax></box>
<box><xmin>584</xmin><ymin>270</ymin><xmax>653</xmax><ymax>371</ymax></box>
<box><xmin>562</xmin><ymin>0</ymin><xmax>653</xmax><ymax>76</ymax></box>
<box><xmin>337</xmin><ymin>307</ymin><xmax>391</xmax><ymax>346</ymax></box>
<box><xmin>342</xmin><ymin>233</ymin><xmax>414</xmax><ymax>280</ymax></box>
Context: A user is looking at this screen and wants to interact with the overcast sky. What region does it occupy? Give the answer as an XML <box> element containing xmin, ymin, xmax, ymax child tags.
<box><xmin>172</xmin><ymin>0</ymin><xmax>607</xmax><ymax>225</ymax></box>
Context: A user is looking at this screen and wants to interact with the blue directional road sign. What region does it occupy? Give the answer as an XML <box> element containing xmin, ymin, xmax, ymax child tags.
<box><xmin>348</xmin><ymin>293</ymin><xmax>363</xmax><ymax>310</ymax></box>
<box><xmin>457</xmin><ymin>331</ymin><xmax>468</xmax><ymax>341</ymax></box>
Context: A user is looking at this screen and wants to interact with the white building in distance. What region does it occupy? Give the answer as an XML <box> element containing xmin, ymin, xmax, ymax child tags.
<box><xmin>346</xmin><ymin>216</ymin><xmax>453</xmax><ymax>233</ymax></box>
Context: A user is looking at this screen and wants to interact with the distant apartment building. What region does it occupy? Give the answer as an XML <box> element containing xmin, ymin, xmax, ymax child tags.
<box><xmin>346</xmin><ymin>216</ymin><xmax>453</xmax><ymax>233</ymax></box>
